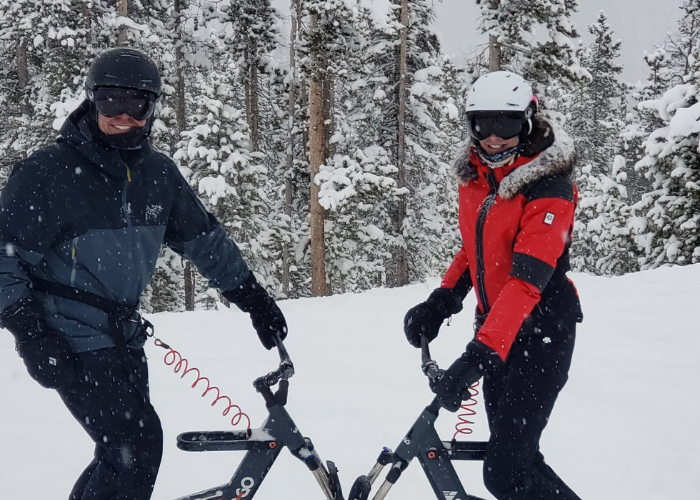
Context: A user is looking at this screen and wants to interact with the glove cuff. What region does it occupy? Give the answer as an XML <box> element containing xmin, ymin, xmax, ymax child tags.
<box><xmin>223</xmin><ymin>272</ymin><xmax>273</xmax><ymax>314</ymax></box>
<box><xmin>465</xmin><ymin>339</ymin><xmax>504</xmax><ymax>369</ymax></box>
<box><xmin>426</xmin><ymin>287</ymin><xmax>463</xmax><ymax>318</ymax></box>
<box><xmin>0</xmin><ymin>297</ymin><xmax>47</xmax><ymax>342</ymax></box>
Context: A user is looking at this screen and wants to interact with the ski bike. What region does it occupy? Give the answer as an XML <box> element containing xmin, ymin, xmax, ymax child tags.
<box><xmin>347</xmin><ymin>335</ymin><xmax>489</xmax><ymax>500</ymax></box>
<box><xmin>173</xmin><ymin>336</ymin><xmax>345</xmax><ymax>500</ymax></box>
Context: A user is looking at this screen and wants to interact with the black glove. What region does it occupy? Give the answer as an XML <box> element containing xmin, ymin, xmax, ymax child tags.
<box><xmin>1</xmin><ymin>297</ymin><xmax>76</xmax><ymax>389</ymax></box>
<box><xmin>432</xmin><ymin>339</ymin><xmax>503</xmax><ymax>412</ymax></box>
<box><xmin>404</xmin><ymin>287</ymin><xmax>463</xmax><ymax>348</ymax></box>
<box><xmin>223</xmin><ymin>272</ymin><xmax>288</xmax><ymax>350</ymax></box>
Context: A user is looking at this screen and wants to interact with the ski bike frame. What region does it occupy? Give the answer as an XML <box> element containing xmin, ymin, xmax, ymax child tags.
<box><xmin>348</xmin><ymin>335</ymin><xmax>489</xmax><ymax>500</ymax></box>
<box><xmin>174</xmin><ymin>337</ymin><xmax>345</xmax><ymax>500</ymax></box>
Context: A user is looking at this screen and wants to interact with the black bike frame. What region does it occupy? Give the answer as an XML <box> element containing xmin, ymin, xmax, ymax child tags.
<box><xmin>174</xmin><ymin>338</ymin><xmax>344</xmax><ymax>500</ymax></box>
<box><xmin>348</xmin><ymin>336</ymin><xmax>488</xmax><ymax>500</ymax></box>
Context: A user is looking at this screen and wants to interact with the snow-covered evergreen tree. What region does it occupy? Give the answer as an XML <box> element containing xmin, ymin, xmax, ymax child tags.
<box><xmin>225</xmin><ymin>0</ymin><xmax>280</xmax><ymax>152</ymax></box>
<box><xmin>475</xmin><ymin>0</ymin><xmax>587</xmax><ymax>88</ymax></box>
<box><xmin>628</xmin><ymin>0</ymin><xmax>700</xmax><ymax>269</ymax></box>
<box><xmin>310</xmin><ymin>3</ymin><xmax>399</xmax><ymax>292</ymax></box>
<box><xmin>632</xmin><ymin>51</ymin><xmax>700</xmax><ymax>267</ymax></box>
<box><xmin>567</xmin><ymin>11</ymin><xmax>633</xmax><ymax>274</ymax></box>
<box><xmin>0</xmin><ymin>0</ymin><xmax>106</xmax><ymax>176</ymax></box>
<box><xmin>401</xmin><ymin>1</ymin><xmax>461</xmax><ymax>282</ymax></box>
<box><xmin>172</xmin><ymin>67</ymin><xmax>266</xmax><ymax>285</ymax></box>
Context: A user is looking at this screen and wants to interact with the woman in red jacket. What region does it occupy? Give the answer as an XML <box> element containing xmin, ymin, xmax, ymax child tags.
<box><xmin>404</xmin><ymin>71</ymin><xmax>583</xmax><ymax>500</ymax></box>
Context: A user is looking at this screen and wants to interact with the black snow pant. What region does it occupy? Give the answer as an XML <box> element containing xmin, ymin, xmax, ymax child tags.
<box><xmin>481</xmin><ymin>326</ymin><xmax>581</xmax><ymax>500</ymax></box>
<box><xmin>56</xmin><ymin>347</ymin><xmax>163</xmax><ymax>500</ymax></box>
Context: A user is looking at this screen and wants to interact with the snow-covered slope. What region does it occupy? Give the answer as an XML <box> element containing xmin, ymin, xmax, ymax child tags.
<box><xmin>2</xmin><ymin>266</ymin><xmax>699</xmax><ymax>499</ymax></box>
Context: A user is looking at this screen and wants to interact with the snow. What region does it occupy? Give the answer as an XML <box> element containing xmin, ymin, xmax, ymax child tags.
<box><xmin>2</xmin><ymin>265</ymin><xmax>700</xmax><ymax>499</ymax></box>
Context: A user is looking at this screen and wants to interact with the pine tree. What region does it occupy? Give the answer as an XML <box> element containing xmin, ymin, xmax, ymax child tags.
<box><xmin>633</xmin><ymin>54</ymin><xmax>700</xmax><ymax>267</ymax></box>
<box><xmin>567</xmin><ymin>11</ymin><xmax>633</xmax><ymax>274</ymax></box>
<box><xmin>401</xmin><ymin>1</ymin><xmax>460</xmax><ymax>283</ymax></box>
<box><xmin>226</xmin><ymin>0</ymin><xmax>280</xmax><ymax>152</ymax></box>
<box><xmin>630</xmin><ymin>0</ymin><xmax>700</xmax><ymax>268</ymax></box>
<box><xmin>0</xmin><ymin>0</ymin><xmax>104</xmax><ymax>177</ymax></box>
<box><xmin>475</xmin><ymin>0</ymin><xmax>586</xmax><ymax>88</ymax></box>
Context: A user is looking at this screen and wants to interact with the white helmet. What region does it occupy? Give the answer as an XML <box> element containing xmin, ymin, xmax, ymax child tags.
<box><xmin>465</xmin><ymin>71</ymin><xmax>538</xmax><ymax>141</ymax></box>
<box><xmin>466</xmin><ymin>71</ymin><xmax>535</xmax><ymax>113</ymax></box>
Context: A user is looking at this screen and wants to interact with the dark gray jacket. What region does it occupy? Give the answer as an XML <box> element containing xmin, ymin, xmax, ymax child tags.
<box><xmin>0</xmin><ymin>101</ymin><xmax>249</xmax><ymax>352</ymax></box>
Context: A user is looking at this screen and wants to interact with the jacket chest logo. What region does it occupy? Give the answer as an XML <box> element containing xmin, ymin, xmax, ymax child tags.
<box><xmin>145</xmin><ymin>204</ymin><xmax>163</xmax><ymax>223</ymax></box>
<box><xmin>544</xmin><ymin>212</ymin><xmax>555</xmax><ymax>225</ymax></box>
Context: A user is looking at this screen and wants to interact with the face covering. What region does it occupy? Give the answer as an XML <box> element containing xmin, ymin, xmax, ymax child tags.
<box><xmin>476</xmin><ymin>143</ymin><xmax>521</xmax><ymax>168</ymax></box>
<box><xmin>81</xmin><ymin>101</ymin><xmax>153</xmax><ymax>150</ymax></box>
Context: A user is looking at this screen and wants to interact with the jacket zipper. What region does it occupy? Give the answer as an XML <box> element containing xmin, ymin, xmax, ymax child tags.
<box><xmin>475</xmin><ymin>170</ymin><xmax>499</xmax><ymax>315</ymax></box>
<box><xmin>122</xmin><ymin>165</ymin><xmax>132</xmax><ymax>229</ymax></box>
<box><xmin>70</xmin><ymin>237</ymin><xmax>79</xmax><ymax>286</ymax></box>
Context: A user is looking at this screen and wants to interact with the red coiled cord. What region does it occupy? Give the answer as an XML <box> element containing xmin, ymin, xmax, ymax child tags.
<box><xmin>452</xmin><ymin>380</ymin><xmax>480</xmax><ymax>440</ymax></box>
<box><xmin>153</xmin><ymin>338</ymin><xmax>251</xmax><ymax>429</ymax></box>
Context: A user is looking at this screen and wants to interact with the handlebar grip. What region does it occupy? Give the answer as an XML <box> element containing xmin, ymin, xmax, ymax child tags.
<box><xmin>420</xmin><ymin>333</ymin><xmax>441</xmax><ymax>381</ymax></box>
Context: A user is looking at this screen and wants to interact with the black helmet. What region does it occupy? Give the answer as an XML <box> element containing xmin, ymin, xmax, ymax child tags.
<box><xmin>85</xmin><ymin>47</ymin><xmax>161</xmax><ymax>98</ymax></box>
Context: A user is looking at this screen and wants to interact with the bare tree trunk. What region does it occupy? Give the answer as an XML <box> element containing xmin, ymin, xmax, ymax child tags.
<box><xmin>82</xmin><ymin>2</ymin><xmax>92</xmax><ymax>46</ymax></box>
<box><xmin>282</xmin><ymin>0</ymin><xmax>300</xmax><ymax>296</ymax></box>
<box><xmin>15</xmin><ymin>40</ymin><xmax>30</xmax><ymax>115</ymax></box>
<box><xmin>173</xmin><ymin>0</ymin><xmax>195</xmax><ymax>311</ymax></box>
<box><xmin>184</xmin><ymin>260</ymin><xmax>195</xmax><ymax>310</ymax></box>
<box><xmin>322</xmin><ymin>78</ymin><xmax>334</xmax><ymax>158</ymax></box>
<box><xmin>308</xmin><ymin>13</ymin><xmax>327</xmax><ymax>297</ymax></box>
<box><xmin>117</xmin><ymin>0</ymin><xmax>128</xmax><ymax>46</ymax></box>
<box><xmin>393</xmin><ymin>0</ymin><xmax>409</xmax><ymax>287</ymax></box>
<box><xmin>245</xmin><ymin>46</ymin><xmax>260</xmax><ymax>152</ymax></box>
<box><xmin>489</xmin><ymin>34</ymin><xmax>502</xmax><ymax>72</ymax></box>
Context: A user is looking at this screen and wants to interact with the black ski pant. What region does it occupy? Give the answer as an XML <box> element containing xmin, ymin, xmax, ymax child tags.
<box><xmin>57</xmin><ymin>347</ymin><xmax>163</xmax><ymax>500</ymax></box>
<box><xmin>481</xmin><ymin>326</ymin><xmax>581</xmax><ymax>500</ymax></box>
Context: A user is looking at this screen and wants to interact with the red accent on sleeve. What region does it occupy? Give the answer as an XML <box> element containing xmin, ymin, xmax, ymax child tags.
<box><xmin>476</xmin><ymin>277</ymin><xmax>541</xmax><ymax>360</ymax></box>
<box><xmin>441</xmin><ymin>247</ymin><xmax>469</xmax><ymax>289</ymax></box>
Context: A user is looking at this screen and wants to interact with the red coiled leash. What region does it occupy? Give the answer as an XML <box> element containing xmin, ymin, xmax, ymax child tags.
<box><xmin>150</xmin><ymin>334</ymin><xmax>251</xmax><ymax>430</ymax></box>
<box><xmin>453</xmin><ymin>380</ymin><xmax>480</xmax><ymax>440</ymax></box>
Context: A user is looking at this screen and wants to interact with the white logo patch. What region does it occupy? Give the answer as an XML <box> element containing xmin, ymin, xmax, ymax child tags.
<box><xmin>443</xmin><ymin>492</ymin><xmax>459</xmax><ymax>500</ymax></box>
<box><xmin>145</xmin><ymin>204</ymin><xmax>164</xmax><ymax>223</ymax></box>
<box><xmin>544</xmin><ymin>212</ymin><xmax>555</xmax><ymax>225</ymax></box>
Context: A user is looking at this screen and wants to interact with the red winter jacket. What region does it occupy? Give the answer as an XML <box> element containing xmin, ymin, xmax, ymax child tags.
<box><xmin>442</xmin><ymin>118</ymin><xmax>583</xmax><ymax>361</ymax></box>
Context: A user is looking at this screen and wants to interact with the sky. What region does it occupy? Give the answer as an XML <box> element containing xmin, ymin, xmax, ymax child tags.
<box><xmin>1</xmin><ymin>264</ymin><xmax>699</xmax><ymax>499</ymax></box>
<box><xmin>433</xmin><ymin>0</ymin><xmax>686</xmax><ymax>83</ymax></box>
<box><xmin>271</xmin><ymin>0</ymin><xmax>686</xmax><ymax>83</ymax></box>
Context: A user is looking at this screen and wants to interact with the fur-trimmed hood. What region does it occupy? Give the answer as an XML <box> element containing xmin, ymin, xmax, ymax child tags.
<box><xmin>451</xmin><ymin>117</ymin><xmax>575</xmax><ymax>200</ymax></box>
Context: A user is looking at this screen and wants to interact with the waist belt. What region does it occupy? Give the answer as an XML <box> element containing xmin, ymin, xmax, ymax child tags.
<box><xmin>31</xmin><ymin>277</ymin><xmax>154</xmax><ymax>404</ymax></box>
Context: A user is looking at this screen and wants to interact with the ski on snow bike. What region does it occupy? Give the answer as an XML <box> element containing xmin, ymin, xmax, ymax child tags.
<box><xmin>174</xmin><ymin>336</ymin><xmax>345</xmax><ymax>500</ymax></box>
<box><xmin>347</xmin><ymin>335</ymin><xmax>489</xmax><ymax>500</ymax></box>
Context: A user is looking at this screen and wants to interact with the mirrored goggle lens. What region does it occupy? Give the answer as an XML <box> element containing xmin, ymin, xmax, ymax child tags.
<box><xmin>94</xmin><ymin>88</ymin><xmax>156</xmax><ymax>121</ymax></box>
<box><xmin>469</xmin><ymin>113</ymin><xmax>524</xmax><ymax>141</ymax></box>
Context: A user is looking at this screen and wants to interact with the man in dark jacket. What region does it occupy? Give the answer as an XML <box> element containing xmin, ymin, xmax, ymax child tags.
<box><xmin>0</xmin><ymin>47</ymin><xmax>287</xmax><ymax>500</ymax></box>
<box><xmin>404</xmin><ymin>71</ymin><xmax>583</xmax><ymax>500</ymax></box>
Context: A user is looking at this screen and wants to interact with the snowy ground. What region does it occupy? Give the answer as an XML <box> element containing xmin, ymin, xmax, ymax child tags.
<box><xmin>1</xmin><ymin>265</ymin><xmax>699</xmax><ymax>499</ymax></box>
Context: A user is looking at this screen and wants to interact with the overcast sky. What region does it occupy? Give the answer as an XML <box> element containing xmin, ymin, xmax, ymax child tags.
<box><xmin>433</xmin><ymin>0</ymin><xmax>685</xmax><ymax>83</ymax></box>
<box><xmin>271</xmin><ymin>0</ymin><xmax>686</xmax><ymax>83</ymax></box>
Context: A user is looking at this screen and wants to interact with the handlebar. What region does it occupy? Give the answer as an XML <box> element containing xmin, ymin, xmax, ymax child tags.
<box><xmin>420</xmin><ymin>334</ymin><xmax>442</xmax><ymax>382</ymax></box>
<box><xmin>253</xmin><ymin>335</ymin><xmax>295</xmax><ymax>393</ymax></box>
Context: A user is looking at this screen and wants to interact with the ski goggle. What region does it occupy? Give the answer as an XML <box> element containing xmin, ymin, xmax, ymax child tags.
<box><xmin>467</xmin><ymin>112</ymin><xmax>526</xmax><ymax>141</ymax></box>
<box><xmin>91</xmin><ymin>87</ymin><xmax>157</xmax><ymax>121</ymax></box>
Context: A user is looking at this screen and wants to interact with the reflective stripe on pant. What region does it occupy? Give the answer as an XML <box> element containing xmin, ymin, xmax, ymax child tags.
<box><xmin>481</xmin><ymin>328</ymin><xmax>581</xmax><ymax>500</ymax></box>
<box><xmin>57</xmin><ymin>347</ymin><xmax>163</xmax><ymax>500</ymax></box>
